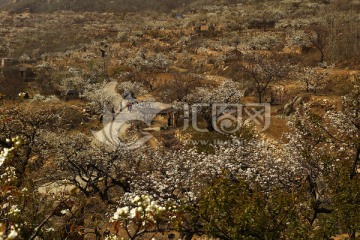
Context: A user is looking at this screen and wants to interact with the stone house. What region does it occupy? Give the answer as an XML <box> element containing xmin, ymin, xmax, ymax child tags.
<box><xmin>18</xmin><ymin>66</ymin><xmax>36</xmax><ymax>82</ymax></box>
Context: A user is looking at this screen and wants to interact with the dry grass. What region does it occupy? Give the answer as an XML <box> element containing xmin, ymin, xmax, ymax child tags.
<box><xmin>261</xmin><ymin>115</ymin><xmax>289</xmax><ymax>142</ymax></box>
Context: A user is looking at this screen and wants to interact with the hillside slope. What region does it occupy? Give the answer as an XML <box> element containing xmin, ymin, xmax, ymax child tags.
<box><xmin>0</xmin><ymin>0</ymin><xmax>230</xmax><ymax>13</ymax></box>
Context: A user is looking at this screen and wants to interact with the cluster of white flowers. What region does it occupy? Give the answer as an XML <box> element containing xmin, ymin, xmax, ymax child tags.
<box><xmin>80</xmin><ymin>81</ymin><xmax>115</xmax><ymax>112</ymax></box>
<box><xmin>111</xmin><ymin>195</ymin><xmax>173</xmax><ymax>224</ymax></box>
<box><xmin>0</xmin><ymin>167</ymin><xmax>17</xmax><ymax>184</ymax></box>
<box><xmin>104</xmin><ymin>235</ymin><xmax>119</xmax><ymax>240</ymax></box>
<box><xmin>0</xmin><ymin>150</ymin><xmax>9</xmax><ymax>167</ymax></box>
<box><xmin>60</xmin><ymin>209</ymin><xmax>70</xmax><ymax>215</ymax></box>
<box><xmin>0</xmin><ymin>137</ymin><xmax>22</xmax><ymax>167</ymax></box>
<box><xmin>125</xmin><ymin>49</ymin><xmax>171</xmax><ymax>71</ymax></box>
<box><xmin>246</xmin><ymin>32</ymin><xmax>282</xmax><ymax>50</ymax></box>
<box><xmin>0</xmin><ymin>224</ymin><xmax>20</xmax><ymax>240</ymax></box>
<box><xmin>8</xmin><ymin>205</ymin><xmax>21</xmax><ymax>217</ymax></box>
<box><xmin>285</xmin><ymin>30</ymin><xmax>311</xmax><ymax>48</ymax></box>
<box><xmin>18</xmin><ymin>92</ymin><xmax>27</xmax><ymax>98</ymax></box>
<box><xmin>45</xmin><ymin>227</ymin><xmax>55</xmax><ymax>232</ymax></box>
<box><xmin>0</xmin><ymin>137</ymin><xmax>23</xmax><ymax>240</ymax></box>
<box><xmin>186</xmin><ymin>79</ymin><xmax>243</xmax><ymax>104</ymax></box>
<box><xmin>298</xmin><ymin>66</ymin><xmax>330</xmax><ymax>93</ymax></box>
<box><xmin>117</xmin><ymin>81</ymin><xmax>148</xmax><ymax>97</ymax></box>
<box><xmin>30</xmin><ymin>94</ymin><xmax>60</xmax><ymax>102</ymax></box>
<box><xmin>0</xmin><ymin>141</ymin><xmax>15</xmax><ymax>168</ymax></box>
<box><xmin>108</xmin><ymin>194</ymin><xmax>178</xmax><ymax>239</ymax></box>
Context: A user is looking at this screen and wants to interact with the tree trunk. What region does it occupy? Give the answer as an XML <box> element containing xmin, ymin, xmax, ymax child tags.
<box><xmin>320</xmin><ymin>49</ymin><xmax>324</xmax><ymax>63</ymax></box>
<box><xmin>349</xmin><ymin>229</ymin><xmax>356</xmax><ymax>240</ymax></box>
<box><xmin>206</xmin><ymin>120</ymin><xmax>215</xmax><ymax>132</ymax></box>
<box><xmin>350</xmin><ymin>147</ymin><xmax>360</xmax><ymax>179</ymax></box>
<box><xmin>258</xmin><ymin>91</ymin><xmax>262</xmax><ymax>104</ymax></box>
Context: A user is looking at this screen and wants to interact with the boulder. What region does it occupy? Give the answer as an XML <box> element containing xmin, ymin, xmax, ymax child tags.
<box><xmin>38</xmin><ymin>181</ymin><xmax>78</xmax><ymax>196</ymax></box>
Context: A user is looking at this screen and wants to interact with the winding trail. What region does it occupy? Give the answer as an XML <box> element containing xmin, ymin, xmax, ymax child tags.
<box><xmin>92</xmin><ymin>79</ymin><xmax>172</xmax><ymax>147</ymax></box>
<box><xmin>103</xmin><ymin>79</ymin><xmax>122</xmax><ymax>107</ymax></box>
<box><xmin>93</xmin><ymin>79</ymin><xmax>130</xmax><ymax>145</ymax></box>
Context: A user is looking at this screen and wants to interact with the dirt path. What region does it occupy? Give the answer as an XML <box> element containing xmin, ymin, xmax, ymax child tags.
<box><xmin>93</xmin><ymin>79</ymin><xmax>172</xmax><ymax>148</ymax></box>
<box><xmin>93</xmin><ymin>79</ymin><xmax>130</xmax><ymax>145</ymax></box>
<box><xmin>104</xmin><ymin>79</ymin><xmax>122</xmax><ymax>107</ymax></box>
